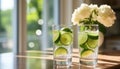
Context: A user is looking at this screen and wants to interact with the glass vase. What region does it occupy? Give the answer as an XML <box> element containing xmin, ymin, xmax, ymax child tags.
<box><xmin>78</xmin><ymin>24</ymin><xmax>99</xmax><ymax>69</ymax></box>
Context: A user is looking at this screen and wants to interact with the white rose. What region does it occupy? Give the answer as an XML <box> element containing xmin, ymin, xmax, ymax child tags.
<box><xmin>89</xmin><ymin>4</ymin><xmax>98</xmax><ymax>11</ymax></box>
<box><xmin>97</xmin><ymin>5</ymin><xmax>116</xmax><ymax>27</ymax></box>
<box><xmin>72</xmin><ymin>3</ymin><xmax>91</xmax><ymax>25</ymax></box>
<box><xmin>89</xmin><ymin>4</ymin><xmax>99</xmax><ymax>20</ymax></box>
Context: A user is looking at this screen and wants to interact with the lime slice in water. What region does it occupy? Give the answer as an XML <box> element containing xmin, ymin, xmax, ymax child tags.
<box><xmin>81</xmin><ymin>49</ymin><xmax>93</xmax><ymax>58</ymax></box>
<box><xmin>87</xmin><ymin>38</ymin><xmax>98</xmax><ymax>49</ymax></box>
<box><xmin>60</xmin><ymin>32</ymin><xmax>72</xmax><ymax>46</ymax></box>
<box><xmin>61</xmin><ymin>27</ymin><xmax>72</xmax><ymax>33</ymax></box>
<box><xmin>53</xmin><ymin>30</ymin><xmax>60</xmax><ymax>42</ymax></box>
<box><xmin>54</xmin><ymin>41</ymin><xmax>62</xmax><ymax>46</ymax></box>
<box><xmin>78</xmin><ymin>32</ymin><xmax>88</xmax><ymax>45</ymax></box>
<box><xmin>54</xmin><ymin>47</ymin><xmax>68</xmax><ymax>56</ymax></box>
<box><xmin>88</xmin><ymin>31</ymin><xmax>98</xmax><ymax>40</ymax></box>
<box><xmin>80</xmin><ymin>44</ymin><xmax>89</xmax><ymax>49</ymax></box>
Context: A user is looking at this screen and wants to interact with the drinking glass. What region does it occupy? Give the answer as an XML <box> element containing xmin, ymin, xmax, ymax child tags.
<box><xmin>52</xmin><ymin>25</ymin><xmax>73</xmax><ymax>66</ymax></box>
<box><xmin>78</xmin><ymin>24</ymin><xmax>99</xmax><ymax>68</ymax></box>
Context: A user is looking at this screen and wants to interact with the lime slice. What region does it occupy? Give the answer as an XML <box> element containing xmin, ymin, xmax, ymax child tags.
<box><xmin>78</xmin><ymin>32</ymin><xmax>88</xmax><ymax>45</ymax></box>
<box><xmin>54</xmin><ymin>41</ymin><xmax>62</xmax><ymax>46</ymax></box>
<box><xmin>88</xmin><ymin>31</ymin><xmax>99</xmax><ymax>40</ymax></box>
<box><xmin>87</xmin><ymin>38</ymin><xmax>98</xmax><ymax>49</ymax></box>
<box><xmin>53</xmin><ymin>30</ymin><xmax>60</xmax><ymax>42</ymax></box>
<box><xmin>60</xmin><ymin>32</ymin><xmax>72</xmax><ymax>46</ymax></box>
<box><xmin>54</xmin><ymin>47</ymin><xmax>68</xmax><ymax>56</ymax></box>
<box><xmin>61</xmin><ymin>27</ymin><xmax>72</xmax><ymax>33</ymax></box>
<box><xmin>81</xmin><ymin>49</ymin><xmax>93</xmax><ymax>58</ymax></box>
<box><xmin>80</xmin><ymin>44</ymin><xmax>89</xmax><ymax>49</ymax></box>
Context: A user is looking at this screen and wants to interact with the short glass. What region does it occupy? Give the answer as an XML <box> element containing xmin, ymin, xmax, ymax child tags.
<box><xmin>78</xmin><ymin>24</ymin><xmax>99</xmax><ymax>68</ymax></box>
<box><xmin>52</xmin><ymin>25</ymin><xmax>73</xmax><ymax>66</ymax></box>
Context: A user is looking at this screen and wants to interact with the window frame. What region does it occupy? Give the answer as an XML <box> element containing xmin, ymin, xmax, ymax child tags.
<box><xmin>0</xmin><ymin>0</ymin><xmax>1</xmax><ymax>68</ymax></box>
<box><xmin>59</xmin><ymin>0</ymin><xmax>73</xmax><ymax>25</ymax></box>
<box><xmin>16</xmin><ymin>0</ymin><xmax>27</xmax><ymax>69</ymax></box>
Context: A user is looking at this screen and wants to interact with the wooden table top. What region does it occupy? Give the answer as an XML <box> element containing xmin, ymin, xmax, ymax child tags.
<box><xmin>17</xmin><ymin>48</ymin><xmax>120</xmax><ymax>69</ymax></box>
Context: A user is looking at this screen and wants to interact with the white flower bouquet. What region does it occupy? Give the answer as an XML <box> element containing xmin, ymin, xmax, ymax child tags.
<box><xmin>71</xmin><ymin>3</ymin><xmax>116</xmax><ymax>34</ymax></box>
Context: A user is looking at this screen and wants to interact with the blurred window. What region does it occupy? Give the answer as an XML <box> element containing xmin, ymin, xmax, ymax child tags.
<box><xmin>0</xmin><ymin>0</ymin><xmax>16</xmax><ymax>69</ymax></box>
<box><xmin>26</xmin><ymin>0</ymin><xmax>54</xmax><ymax>69</ymax></box>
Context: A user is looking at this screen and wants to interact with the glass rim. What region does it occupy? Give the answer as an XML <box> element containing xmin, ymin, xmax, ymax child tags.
<box><xmin>52</xmin><ymin>24</ymin><xmax>73</xmax><ymax>27</ymax></box>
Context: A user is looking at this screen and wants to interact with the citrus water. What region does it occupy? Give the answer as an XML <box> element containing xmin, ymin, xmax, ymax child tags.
<box><xmin>78</xmin><ymin>24</ymin><xmax>99</xmax><ymax>68</ymax></box>
<box><xmin>53</xmin><ymin>25</ymin><xmax>73</xmax><ymax>66</ymax></box>
<box><xmin>54</xmin><ymin>46</ymin><xmax>72</xmax><ymax>66</ymax></box>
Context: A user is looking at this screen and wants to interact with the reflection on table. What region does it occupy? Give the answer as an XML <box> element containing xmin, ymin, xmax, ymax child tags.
<box><xmin>17</xmin><ymin>48</ymin><xmax>120</xmax><ymax>69</ymax></box>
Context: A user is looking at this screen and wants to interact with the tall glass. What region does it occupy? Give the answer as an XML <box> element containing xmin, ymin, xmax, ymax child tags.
<box><xmin>78</xmin><ymin>24</ymin><xmax>99</xmax><ymax>68</ymax></box>
<box><xmin>52</xmin><ymin>25</ymin><xmax>73</xmax><ymax>66</ymax></box>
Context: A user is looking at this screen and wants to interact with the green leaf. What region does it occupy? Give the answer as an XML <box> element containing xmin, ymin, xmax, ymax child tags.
<box><xmin>93</xmin><ymin>21</ymin><xmax>106</xmax><ymax>34</ymax></box>
<box><xmin>96</xmin><ymin>21</ymin><xmax>106</xmax><ymax>34</ymax></box>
